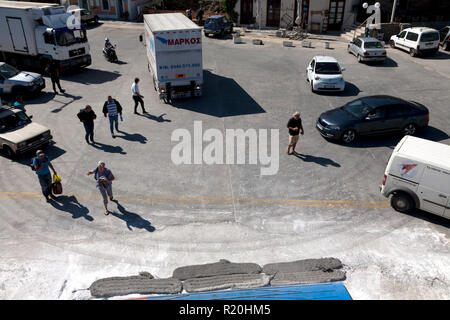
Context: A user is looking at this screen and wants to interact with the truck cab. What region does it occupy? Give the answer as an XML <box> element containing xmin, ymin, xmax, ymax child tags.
<box><xmin>0</xmin><ymin>105</ymin><xmax>52</xmax><ymax>157</ymax></box>
<box><xmin>203</xmin><ymin>15</ymin><xmax>233</xmax><ymax>38</ymax></box>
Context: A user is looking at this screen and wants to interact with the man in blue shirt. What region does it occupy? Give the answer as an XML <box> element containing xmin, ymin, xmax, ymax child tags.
<box><xmin>33</xmin><ymin>150</ymin><xmax>57</xmax><ymax>202</ymax></box>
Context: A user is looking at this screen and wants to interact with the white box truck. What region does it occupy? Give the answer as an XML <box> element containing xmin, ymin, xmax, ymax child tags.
<box><xmin>0</xmin><ymin>1</ymin><xmax>91</xmax><ymax>72</ymax></box>
<box><xmin>142</xmin><ymin>13</ymin><xmax>202</xmax><ymax>102</ymax></box>
<box><xmin>381</xmin><ymin>135</ymin><xmax>450</xmax><ymax>220</ymax></box>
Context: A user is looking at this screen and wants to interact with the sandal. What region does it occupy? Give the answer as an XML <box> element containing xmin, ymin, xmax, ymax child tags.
<box><xmin>104</xmin><ymin>210</ymin><xmax>110</xmax><ymax>216</ymax></box>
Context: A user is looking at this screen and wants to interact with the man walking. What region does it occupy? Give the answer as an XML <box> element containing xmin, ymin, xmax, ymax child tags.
<box><xmin>32</xmin><ymin>150</ymin><xmax>57</xmax><ymax>202</ymax></box>
<box><xmin>87</xmin><ymin>161</ymin><xmax>115</xmax><ymax>215</ymax></box>
<box><xmin>45</xmin><ymin>61</ymin><xmax>65</xmax><ymax>95</ymax></box>
<box><xmin>103</xmin><ymin>96</ymin><xmax>122</xmax><ymax>138</ymax></box>
<box><xmin>77</xmin><ymin>105</ymin><xmax>97</xmax><ymax>144</ymax></box>
<box><xmin>131</xmin><ymin>78</ymin><xmax>147</xmax><ymax>114</ymax></box>
<box><xmin>287</xmin><ymin>111</ymin><xmax>304</xmax><ymax>155</ymax></box>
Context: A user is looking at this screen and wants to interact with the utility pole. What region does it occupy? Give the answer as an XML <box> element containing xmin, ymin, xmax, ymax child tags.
<box><xmin>390</xmin><ymin>0</ymin><xmax>398</xmax><ymax>23</ymax></box>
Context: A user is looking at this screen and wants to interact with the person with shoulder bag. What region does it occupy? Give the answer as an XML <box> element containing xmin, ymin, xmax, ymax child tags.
<box><xmin>87</xmin><ymin>161</ymin><xmax>115</xmax><ymax>215</ymax></box>
<box><xmin>32</xmin><ymin>150</ymin><xmax>57</xmax><ymax>202</ymax></box>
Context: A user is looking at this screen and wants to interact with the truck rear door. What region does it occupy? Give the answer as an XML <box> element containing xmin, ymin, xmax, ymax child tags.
<box><xmin>6</xmin><ymin>17</ymin><xmax>29</xmax><ymax>53</ymax></box>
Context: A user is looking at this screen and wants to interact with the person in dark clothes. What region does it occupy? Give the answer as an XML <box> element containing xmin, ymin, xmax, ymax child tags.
<box><xmin>287</xmin><ymin>111</ymin><xmax>304</xmax><ymax>155</ymax></box>
<box><xmin>103</xmin><ymin>96</ymin><xmax>123</xmax><ymax>138</ymax></box>
<box><xmin>45</xmin><ymin>61</ymin><xmax>65</xmax><ymax>95</ymax></box>
<box><xmin>77</xmin><ymin>105</ymin><xmax>97</xmax><ymax>144</ymax></box>
<box><xmin>197</xmin><ymin>9</ymin><xmax>204</xmax><ymax>25</ymax></box>
<box><xmin>32</xmin><ymin>150</ymin><xmax>57</xmax><ymax>202</ymax></box>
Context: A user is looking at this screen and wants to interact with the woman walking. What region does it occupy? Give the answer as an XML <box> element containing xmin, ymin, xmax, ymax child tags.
<box><xmin>87</xmin><ymin>161</ymin><xmax>115</xmax><ymax>215</ymax></box>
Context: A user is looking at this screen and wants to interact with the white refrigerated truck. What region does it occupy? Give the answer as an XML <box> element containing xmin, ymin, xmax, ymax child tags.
<box><xmin>0</xmin><ymin>1</ymin><xmax>91</xmax><ymax>72</ymax></box>
<box><xmin>142</xmin><ymin>13</ymin><xmax>203</xmax><ymax>102</ymax></box>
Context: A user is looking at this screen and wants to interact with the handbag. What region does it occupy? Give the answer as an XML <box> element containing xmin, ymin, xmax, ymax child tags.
<box><xmin>52</xmin><ymin>174</ymin><xmax>63</xmax><ymax>195</ymax></box>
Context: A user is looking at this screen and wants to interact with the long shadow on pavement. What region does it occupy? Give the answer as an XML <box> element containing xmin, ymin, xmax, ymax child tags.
<box><xmin>91</xmin><ymin>141</ymin><xmax>127</xmax><ymax>154</ymax></box>
<box><xmin>50</xmin><ymin>93</ymin><xmax>83</xmax><ymax>113</ymax></box>
<box><xmin>61</xmin><ymin>68</ymin><xmax>121</xmax><ymax>85</ymax></box>
<box><xmin>12</xmin><ymin>143</ymin><xmax>66</xmax><ymax>166</ymax></box>
<box><xmin>110</xmin><ymin>200</ymin><xmax>155</xmax><ymax>232</ymax></box>
<box><xmin>138</xmin><ymin>113</ymin><xmax>171</xmax><ymax>123</ymax></box>
<box><xmin>364</xmin><ymin>57</ymin><xmax>398</xmax><ymax>68</ymax></box>
<box><xmin>116</xmin><ymin>130</ymin><xmax>148</xmax><ymax>144</ymax></box>
<box><xmin>314</xmin><ymin>81</ymin><xmax>360</xmax><ymax>97</ymax></box>
<box><xmin>50</xmin><ymin>195</ymin><xmax>94</xmax><ymax>221</ymax></box>
<box><xmin>400</xmin><ymin>208</ymin><xmax>450</xmax><ymax>228</ymax></box>
<box><xmin>168</xmin><ymin>70</ymin><xmax>265</xmax><ymax>117</ymax></box>
<box><xmin>293</xmin><ymin>153</ymin><xmax>341</xmax><ymax>167</ymax></box>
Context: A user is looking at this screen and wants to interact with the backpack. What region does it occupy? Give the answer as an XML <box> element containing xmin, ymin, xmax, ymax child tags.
<box><xmin>77</xmin><ymin>109</ymin><xmax>85</xmax><ymax>122</ymax></box>
<box><xmin>31</xmin><ymin>156</ymin><xmax>48</xmax><ymax>171</ymax></box>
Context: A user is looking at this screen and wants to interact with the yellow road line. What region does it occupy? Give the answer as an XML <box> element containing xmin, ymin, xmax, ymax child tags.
<box><xmin>0</xmin><ymin>192</ymin><xmax>390</xmax><ymax>208</ymax></box>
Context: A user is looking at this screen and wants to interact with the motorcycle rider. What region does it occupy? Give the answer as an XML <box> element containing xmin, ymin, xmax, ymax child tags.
<box><xmin>104</xmin><ymin>37</ymin><xmax>116</xmax><ymax>61</ymax></box>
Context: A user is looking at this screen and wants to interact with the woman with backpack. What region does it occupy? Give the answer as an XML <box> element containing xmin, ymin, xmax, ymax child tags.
<box><xmin>87</xmin><ymin>161</ymin><xmax>115</xmax><ymax>215</ymax></box>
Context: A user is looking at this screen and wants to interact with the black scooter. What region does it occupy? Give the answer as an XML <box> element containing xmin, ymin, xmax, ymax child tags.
<box><xmin>103</xmin><ymin>44</ymin><xmax>118</xmax><ymax>63</ymax></box>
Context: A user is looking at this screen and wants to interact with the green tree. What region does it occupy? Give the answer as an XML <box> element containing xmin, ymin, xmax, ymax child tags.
<box><xmin>222</xmin><ymin>0</ymin><xmax>239</xmax><ymax>23</ymax></box>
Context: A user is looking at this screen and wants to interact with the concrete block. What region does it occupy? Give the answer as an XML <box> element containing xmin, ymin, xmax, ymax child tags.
<box><xmin>263</xmin><ymin>258</ymin><xmax>343</xmax><ymax>275</ymax></box>
<box><xmin>173</xmin><ymin>259</ymin><xmax>262</xmax><ymax>281</ymax></box>
<box><xmin>252</xmin><ymin>39</ymin><xmax>263</xmax><ymax>45</ymax></box>
<box><xmin>270</xmin><ymin>270</ymin><xmax>346</xmax><ymax>286</ymax></box>
<box><xmin>183</xmin><ymin>273</ymin><xmax>271</xmax><ymax>292</ymax></box>
<box><xmin>302</xmin><ymin>40</ymin><xmax>312</xmax><ymax>48</ymax></box>
<box><xmin>283</xmin><ymin>41</ymin><xmax>293</xmax><ymax>47</ymax></box>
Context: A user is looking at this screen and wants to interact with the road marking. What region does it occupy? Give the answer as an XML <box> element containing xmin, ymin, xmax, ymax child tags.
<box><xmin>0</xmin><ymin>192</ymin><xmax>390</xmax><ymax>208</ymax></box>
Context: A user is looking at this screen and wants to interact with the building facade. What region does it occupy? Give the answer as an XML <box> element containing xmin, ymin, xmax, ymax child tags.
<box><xmin>67</xmin><ymin>0</ymin><xmax>155</xmax><ymax>20</ymax></box>
<box><xmin>235</xmin><ymin>0</ymin><xmax>361</xmax><ymax>32</ymax></box>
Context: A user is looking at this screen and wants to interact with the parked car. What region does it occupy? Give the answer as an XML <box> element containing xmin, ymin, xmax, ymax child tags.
<box><xmin>203</xmin><ymin>15</ymin><xmax>233</xmax><ymax>37</ymax></box>
<box><xmin>0</xmin><ymin>105</ymin><xmax>52</xmax><ymax>157</ymax></box>
<box><xmin>381</xmin><ymin>135</ymin><xmax>450</xmax><ymax>219</ymax></box>
<box><xmin>439</xmin><ymin>26</ymin><xmax>450</xmax><ymax>51</ymax></box>
<box><xmin>347</xmin><ymin>37</ymin><xmax>387</xmax><ymax>63</ymax></box>
<box><xmin>389</xmin><ymin>27</ymin><xmax>440</xmax><ymax>57</ymax></box>
<box><xmin>0</xmin><ymin>62</ymin><xmax>45</xmax><ymax>97</ymax></box>
<box><xmin>306</xmin><ymin>56</ymin><xmax>346</xmax><ymax>93</ymax></box>
<box><xmin>316</xmin><ymin>95</ymin><xmax>429</xmax><ymax>143</ymax></box>
<box><xmin>68</xmin><ymin>8</ymin><xmax>99</xmax><ymax>25</ymax></box>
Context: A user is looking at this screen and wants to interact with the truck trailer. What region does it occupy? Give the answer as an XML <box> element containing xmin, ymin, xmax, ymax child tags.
<box><xmin>142</xmin><ymin>13</ymin><xmax>203</xmax><ymax>102</ymax></box>
<box><xmin>0</xmin><ymin>1</ymin><xmax>91</xmax><ymax>72</ymax></box>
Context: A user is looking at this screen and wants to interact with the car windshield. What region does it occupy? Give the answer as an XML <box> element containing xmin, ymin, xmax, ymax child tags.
<box><xmin>55</xmin><ymin>29</ymin><xmax>87</xmax><ymax>46</ymax></box>
<box><xmin>315</xmin><ymin>62</ymin><xmax>341</xmax><ymax>75</ymax></box>
<box><xmin>205</xmin><ymin>19</ymin><xmax>218</xmax><ymax>26</ymax></box>
<box><xmin>0</xmin><ymin>111</ymin><xmax>31</xmax><ymax>132</ymax></box>
<box><xmin>342</xmin><ymin>100</ymin><xmax>373</xmax><ymax>118</ymax></box>
<box><xmin>420</xmin><ymin>32</ymin><xmax>439</xmax><ymax>42</ymax></box>
<box><xmin>364</xmin><ymin>41</ymin><xmax>383</xmax><ymax>48</ymax></box>
<box><xmin>0</xmin><ymin>64</ymin><xmax>20</xmax><ymax>78</ymax></box>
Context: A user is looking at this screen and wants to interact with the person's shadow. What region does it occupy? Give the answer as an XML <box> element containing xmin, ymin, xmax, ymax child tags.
<box><xmin>116</xmin><ymin>130</ymin><xmax>148</xmax><ymax>144</ymax></box>
<box><xmin>50</xmin><ymin>195</ymin><xmax>94</xmax><ymax>221</ymax></box>
<box><xmin>294</xmin><ymin>153</ymin><xmax>341</xmax><ymax>167</ymax></box>
<box><xmin>91</xmin><ymin>141</ymin><xmax>127</xmax><ymax>154</ymax></box>
<box><xmin>110</xmin><ymin>200</ymin><xmax>155</xmax><ymax>232</ymax></box>
<box><xmin>139</xmin><ymin>113</ymin><xmax>171</xmax><ymax>123</ymax></box>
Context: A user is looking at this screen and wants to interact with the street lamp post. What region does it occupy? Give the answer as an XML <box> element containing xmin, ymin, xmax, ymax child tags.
<box><xmin>390</xmin><ymin>0</ymin><xmax>398</xmax><ymax>23</ymax></box>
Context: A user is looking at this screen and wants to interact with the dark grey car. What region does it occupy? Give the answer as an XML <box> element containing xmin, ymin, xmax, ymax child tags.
<box><xmin>347</xmin><ymin>37</ymin><xmax>387</xmax><ymax>63</ymax></box>
<box><xmin>316</xmin><ymin>96</ymin><xmax>429</xmax><ymax>143</ymax></box>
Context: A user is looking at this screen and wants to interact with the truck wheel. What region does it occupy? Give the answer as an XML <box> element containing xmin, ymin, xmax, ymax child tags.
<box><xmin>409</xmin><ymin>48</ymin><xmax>417</xmax><ymax>57</ymax></box>
<box><xmin>3</xmin><ymin>146</ymin><xmax>16</xmax><ymax>159</ymax></box>
<box><xmin>391</xmin><ymin>192</ymin><xmax>414</xmax><ymax>213</ymax></box>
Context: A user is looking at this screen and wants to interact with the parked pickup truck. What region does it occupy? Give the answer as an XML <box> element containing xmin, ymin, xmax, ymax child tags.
<box><xmin>0</xmin><ymin>62</ymin><xmax>45</xmax><ymax>97</ymax></box>
<box><xmin>203</xmin><ymin>15</ymin><xmax>233</xmax><ymax>38</ymax></box>
<box><xmin>0</xmin><ymin>105</ymin><xmax>52</xmax><ymax>157</ymax></box>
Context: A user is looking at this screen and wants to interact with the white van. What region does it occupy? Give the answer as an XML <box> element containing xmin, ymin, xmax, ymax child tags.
<box><xmin>380</xmin><ymin>136</ymin><xmax>450</xmax><ymax>219</ymax></box>
<box><xmin>389</xmin><ymin>27</ymin><xmax>440</xmax><ymax>57</ymax></box>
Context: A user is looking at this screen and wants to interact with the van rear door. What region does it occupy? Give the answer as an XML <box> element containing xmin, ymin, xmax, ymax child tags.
<box><xmin>417</xmin><ymin>165</ymin><xmax>450</xmax><ymax>216</ymax></box>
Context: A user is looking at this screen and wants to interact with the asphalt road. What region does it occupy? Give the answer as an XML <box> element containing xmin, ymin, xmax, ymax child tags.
<box><xmin>0</xmin><ymin>21</ymin><xmax>449</xmax><ymax>299</ymax></box>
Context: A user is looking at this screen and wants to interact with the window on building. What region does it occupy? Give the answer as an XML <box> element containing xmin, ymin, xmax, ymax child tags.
<box><xmin>102</xmin><ymin>0</ymin><xmax>109</xmax><ymax>11</ymax></box>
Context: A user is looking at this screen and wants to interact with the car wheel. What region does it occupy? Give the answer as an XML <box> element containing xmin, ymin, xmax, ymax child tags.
<box><xmin>403</xmin><ymin>123</ymin><xmax>417</xmax><ymax>136</ymax></box>
<box><xmin>357</xmin><ymin>55</ymin><xmax>362</xmax><ymax>63</ymax></box>
<box><xmin>409</xmin><ymin>48</ymin><xmax>416</xmax><ymax>57</ymax></box>
<box><xmin>341</xmin><ymin>129</ymin><xmax>356</xmax><ymax>143</ymax></box>
<box><xmin>310</xmin><ymin>81</ymin><xmax>315</xmax><ymax>93</ymax></box>
<box><xmin>391</xmin><ymin>192</ymin><xmax>414</xmax><ymax>213</ymax></box>
<box><xmin>389</xmin><ymin>40</ymin><xmax>395</xmax><ymax>48</ymax></box>
<box><xmin>220</xmin><ymin>30</ymin><xmax>225</xmax><ymax>38</ymax></box>
<box><xmin>205</xmin><ymin>33</ymin><xmax>209</xmax><ymax>37</ymax></box>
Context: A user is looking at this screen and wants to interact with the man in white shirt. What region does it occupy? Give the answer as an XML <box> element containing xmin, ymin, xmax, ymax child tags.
<box><xmin>131</xmin><ymin>78</ymin><xmax>147</xmax><ymax>114</ymax></box>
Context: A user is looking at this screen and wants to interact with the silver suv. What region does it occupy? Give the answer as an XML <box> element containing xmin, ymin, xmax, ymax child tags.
<box><xmin>348</xmin><ymin>37</ymin><xmax>387</xmax><ymax>63</ymax></box>
<box><xmin>0</xmin><ymin>105</ymin><xmax>52</xmax><ymax>157</ymax></box>
<box><xmin>0</xmin><ymin>62</ymin><xmax>45</xmax><ymax>97</ymax></box>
